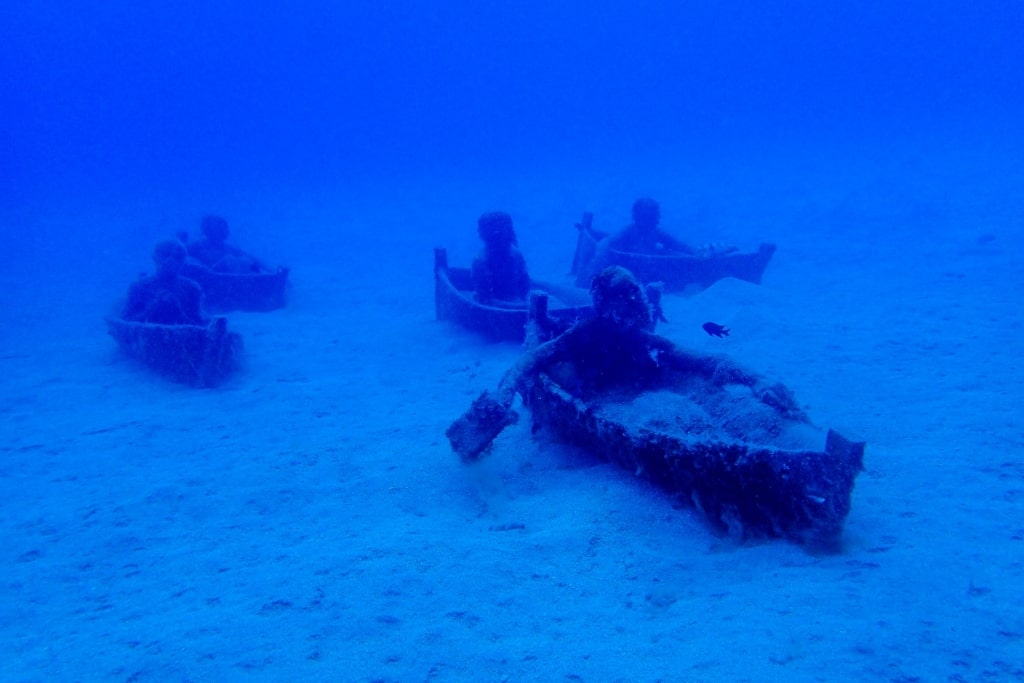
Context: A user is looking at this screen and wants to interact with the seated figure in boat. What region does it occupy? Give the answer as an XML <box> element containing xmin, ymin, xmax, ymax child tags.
<box><xmin>608</xmin><ymin>197</ymin><xmax>698</xmax><ymax>255</ymax></box>
<box><xmin>185</xmin><ymin>215</ymin><xmax>267</xmax><ymax>274</ymax></box>
<box><xmin>573</xmin><ymin>198</ymin><xmax>776</xmax><ymax>291</ymax></box>
<box><xmin>450</xmin><ymin>266</ymin><xmax>802</xmax><ymax>462</ymax></box>
<box><xmin>499</xmin><ymin>266</ymin><xmax>791</xmax><ymax>404</ymax></box>
<box><xmin>122</xmin><ymin>240</ymin><xmax>206</xmax><ymax>325</ymax></box>
<box><xmin>472</xmin><ymin>211</ymin><xmax>531</xmax><ymax>305</ymax></box>
<box><xmin>576</xmin><ymin>197</ymin><xmax>703</xmax><ymax>256</ymax></box>
<box><xmin>448</xmin><ymin>266</ymin><xmax>864</xmax><ymax>547</ymax></box>
<box><xmin>581</xmin><ymin>197</ymin><xmax>734</xmax><ymax>259</ymax></box>
<box><xmin>500</xmin><ymin>265</ymin><xmax>662</xmax><ymax>402</ymax></box>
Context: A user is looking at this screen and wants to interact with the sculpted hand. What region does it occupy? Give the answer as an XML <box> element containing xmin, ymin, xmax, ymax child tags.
<box><xmin>755</xmin><ymin>382</ymin><xmax>806</xmax><ymax>420</ymax></box>
<box><xmin>697</xmin><ymin>242</ymin><xmax>739</xmax><ymax>257</ymax></box>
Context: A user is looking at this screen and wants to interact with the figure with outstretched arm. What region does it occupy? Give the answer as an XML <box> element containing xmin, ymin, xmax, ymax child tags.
<box><xmin>572</xmin><ymin>197</ymin><xmax>775</xmax><ymax>291</ymax></box>
<box><xmin>609</xmin><ymin>197</ymin><xmax>696</xmax><ymax>254</ymax></box>
<box><xmin>447</xmin><ymin>266</ymin><xmax>802</xmax><ymax>461</ymax></box>
<box><xmin>184</xmin><ymin>215</ymin><xmax>267</xmax><ymax>273</ymax></box>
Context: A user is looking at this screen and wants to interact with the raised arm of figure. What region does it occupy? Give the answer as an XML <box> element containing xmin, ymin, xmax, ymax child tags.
<box><xmin>493</xmin><ymin>332</ymin><xmax>569</xmax><ymax>406</ymax></box>
<box><xmin>644</xmin><ymin>333</ymin><xmax>722</xmax><ymax>378</ymax></box>
<box><xmin>447</xmin><ymin>329</ymin><xmax>574</xmax><ymax>462</ymax></box>
<box><xmin>646</xmin><ymin>332</ymin><xmax>808</xmax><ymax>420</ymax></box>
<box><xmin>655</xmin><ymin>229</ymin><xmax>697</xmax><ymax>255</ymax></box>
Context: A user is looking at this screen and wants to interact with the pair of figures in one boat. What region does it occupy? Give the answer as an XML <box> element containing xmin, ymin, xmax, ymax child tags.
<box><xmin>447</xmin><ymin>265</ymin><xmax>865</xmax><ymax>547</ymax></box>
<box><xmin>111</xmin><ymin>238</ymin><xmax>241</xmax><ymax>387</ymax></box>
<box><xmin>110</xmin><ymin>216</ymin><xmax>285</xmax><ymax>387</ymax></box>
<box><xmin>121</xmin><ymin>216</ymin><xmax>281</xmax><ymax>322</ymax></box>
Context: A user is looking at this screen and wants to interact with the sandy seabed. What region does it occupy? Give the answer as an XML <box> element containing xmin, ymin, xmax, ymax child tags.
<box><xmin>2</xmin><ymin>145</ymin><xmax>1022</xmax><ymax>682</ymax></box>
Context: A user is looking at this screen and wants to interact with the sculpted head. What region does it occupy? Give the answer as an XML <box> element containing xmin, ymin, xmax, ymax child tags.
<box><xmin>477</xmin><ymin>211</ymin><xmax>517</xmax><ymax>249</ymax></box>
<box><xmin>152</xmin><ymin>239</ymin><xmax>187</xmax><ymax>277</ymax></box>
<box><xmin>631</xmin><ymin>197</ymin><xmax>661</xmax><ymax>232</ymax></box>
<box><xmin>200</xmin><ymin>215</ymin><xmax>230</xmax><ymax>243</ymax></box>
<box><xmin>590</xmin><ymin>266</ymin><xmax>652</xmax><ymax>330</ymax></box>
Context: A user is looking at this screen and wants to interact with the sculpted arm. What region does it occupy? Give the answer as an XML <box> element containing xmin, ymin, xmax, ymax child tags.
<box><xmin>494</xmin><ymin>333</ymin><xmax>570</xmax><ymax>406</ymax></box>
<box><xmin>645</xmin><ymin>332</ymin><xmax>722</xmax><ymax>378</ymax></box>
<box><xmin>646</xmin><ymin>332</ymin><xmax>805</xmax><ymax>418</ymax></box>
<box><xmin>656</xmin><ymin>230</ymin><xmax>696</xmax><ymax>254</ymax></box>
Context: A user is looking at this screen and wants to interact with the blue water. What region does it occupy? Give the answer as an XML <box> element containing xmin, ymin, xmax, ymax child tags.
<box><xmin>2</xmin><ymin>2</ymin><xmax>1023</xmax><ymax>681</ymax></box>
<box><xmin>4</xmin><ymin>2</ymin><xmax>1020</xmax><ymax>210</ymax></box>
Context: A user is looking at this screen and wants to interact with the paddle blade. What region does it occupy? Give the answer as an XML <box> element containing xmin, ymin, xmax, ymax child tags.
<box><xmin>446</xmin><ymin>391</ymin><xmax>519</xmax><ymax>462</ymax></box>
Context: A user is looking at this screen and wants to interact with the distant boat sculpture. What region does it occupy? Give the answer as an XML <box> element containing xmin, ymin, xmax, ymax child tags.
<box><xmin>571</xmin><ymin>211</ymin><xmax>776</xmax><ymax>293</ymax></box>
<box><xmin>107</xmin><ymin>316</ymin><xmax>242</xmax><ymax>387</ymax></box>
<box><xmin>433</xmin><ymin>247</ymin><xmax>593</xmax><ymax>343</ymax></box>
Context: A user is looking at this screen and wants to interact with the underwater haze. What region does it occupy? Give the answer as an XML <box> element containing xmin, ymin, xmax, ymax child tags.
<box><xmin>4</xmin><ymin>1</ymin><xmax>1021</xmax><ymax>211</ymax></box>
<box><xmin>2</xmin><ymin>1</ymin><xmax>1024</xmax><ymax>681</ymax></box>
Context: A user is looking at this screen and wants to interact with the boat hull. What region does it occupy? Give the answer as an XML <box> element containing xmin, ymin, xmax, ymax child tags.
<box><xmin>434</xmin><ymin>248</ymin><xmax>593</xmax><ymax>342</ymax></box>
<box><xmin>572</xmin><ymin>226</ymin><xmax>776</xmax><ymax>293</ymax></box>
<box><xmin>182</xmin><ymin>262</ymin><xmax>289</xmax><ymax>312</ymax></box>
<box><xmin>525</xmin><ymin>373</ymin><xmax>864</xmax><ymax>546</ymax></box>
<box><xmin>106</xmin><ymin>317</ymin><xmax>243</xmax><ymax>387</ymax></box>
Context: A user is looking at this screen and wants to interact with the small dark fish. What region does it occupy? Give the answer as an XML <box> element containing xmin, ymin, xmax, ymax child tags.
<box><xmin>702</xmin><ymin>322</ymin><xmax>730</xmax><ymax>338</ymax></box>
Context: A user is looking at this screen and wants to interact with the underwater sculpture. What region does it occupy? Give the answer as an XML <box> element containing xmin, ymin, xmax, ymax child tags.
<box><xmin>109</xmin><ymin>239</ymin><xmax>242</xmax><ymax>387</ymax></box>
<box><xmin>571</xmin><ymin>198</ymin><xmax>777</xmax><ymax>294</ymax></box>
<box><xmin>471</xmin><ymin>211</ymin><xmax>532</xmax><ymax>305</ymax></box>
<box><xmin>435</xmin><ymin>210</ymin><xmax>597</xmax><ymax>342</ymax></box>
<box><xmin>448</xmin><ymin>266</ymin><xmax>864</xmax><ymax>546</ymax></box>
<box><xmin>434</xmin><ymin>247</ymin><xmax>593</xmax><ymax>343</ymax></box>
<box><xmin>178</xmin><ymin>215</ymin><xmax>289</xmax><ymax>312</ymax></box>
